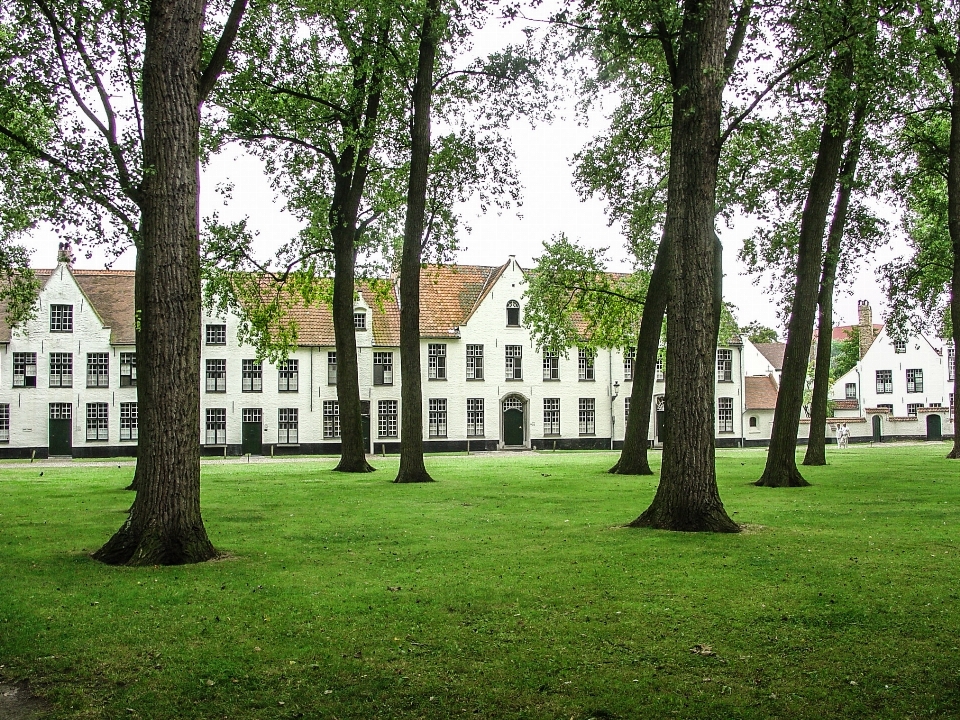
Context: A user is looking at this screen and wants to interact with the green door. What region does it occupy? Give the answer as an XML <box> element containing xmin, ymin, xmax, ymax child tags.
<box><xmin>504</xmin><ymin>408</ymin><xmax>524</xmax><ymax>446</ymax></box>
<box><xmin>361</xmin><ymin>401</ymin><xmax>371</xmax><ymax>453</ymax></box>
<box><xmin>241</xmin><ymin>409</ymin><xmax>262</xmax><ymax>454</ymax></box>
<box><xmin>49</xmin><ymin>403</ymin><xmax>72</xmax><ymax>456</ymax></box>
<box><xmin>927</xmin><ymin>414</ymin><xmax>942</xmax><ymax>441</ymax></box>
<box><xmin>872</xmin><ymin>415</ymin><xmax>883</xmax><ymax>442</ymax></box>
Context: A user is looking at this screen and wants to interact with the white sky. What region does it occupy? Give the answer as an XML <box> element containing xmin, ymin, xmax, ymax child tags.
<box><xmin>24</xmin><ymin>12</ymin><xmax>904</xmax><ymax>338</ymax></box>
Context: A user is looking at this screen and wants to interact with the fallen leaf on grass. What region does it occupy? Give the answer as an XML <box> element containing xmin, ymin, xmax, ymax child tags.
<box><xmin>689</xmin><ymin>644</ymin><xmax>715</xmax><ymax>656</ymax></box>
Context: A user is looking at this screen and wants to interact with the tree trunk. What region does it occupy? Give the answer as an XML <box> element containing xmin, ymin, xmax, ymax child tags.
<box><xmin>609</xmin><ymin>237</ymin><xmax>669</xmax><ymax>476</ymax></box>
<box><xmin>947</xmin><ymin>66</ymin><xmax>960</xmax><ymax>459</ymax></box>
<box><xmin>332</xmin><ymin>225</ymin><xmax>374</xmax><ymax>473</ymax></box>
<box><xmin>803</xmin><ymin>105</ymin><xmax>865</xmax><ymax>466</ymax></box>
<box><xmin>630</xmin><ymin>0</ymin><xmax>738</xmax><ymax>532</ymax></box>
<box><xmin>756</xmin><ymin>54</ymin><xmax>854</xmax><ymax>488</ymax></box>
<box><xmin>95</xmin><ymin>0</ymin><xmax>216</xmax><ymax>565</ymax></box>
<box><xmin>395</xmin><ymin>0</ymin><xmax>440</xmax><ymax>484</ymax></box>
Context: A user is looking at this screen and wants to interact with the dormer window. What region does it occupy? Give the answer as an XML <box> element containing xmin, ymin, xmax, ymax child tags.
<box><xmin>893</xmin><ymin>339</ymin><xmax>906</xmax><ymax>354</ymax></box>
<box><xmin>50</xmin><ymin>304</ymin><xmax>73</xmax><ymax>333</ymax></box>
<box><xmin>354</xmin><ymin>311</ymin><xmax>367</xmax><ymax>330</ymax></box>
<box><xmin>506</xmin><ymin>300</ymin><xmax>520</xmax><ymax>327</ymax></box>
<box><xmin>205</xmin><ymin>324</ymin><xmax>226</xmax><ymax>345</ymax></box>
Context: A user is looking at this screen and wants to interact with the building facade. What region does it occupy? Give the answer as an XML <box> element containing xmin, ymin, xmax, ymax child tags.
<box><xmin>0</xmin><ymin>258</ymin><xmax>757</xmax><ymax>458</ymax></box>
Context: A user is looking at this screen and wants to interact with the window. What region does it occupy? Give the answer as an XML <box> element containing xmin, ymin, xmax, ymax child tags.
<box><xmin>120</xmin><ymin>353</ymin><xmax>136</xmax><ymax>387</ymax></box>
<box><xmin>428</xmin><ymin>398</ymin><xmax>447</xmax><ymax>438</ymax></box>
<box><xmin>876</xmin><ymin>370</ymin><xmax>893</xmax><ymax>394</ymax></box>
<box><xmin>906</xmin><ymin>368</ymin><xmax>923</xmax><ymax>393</ymax></box>
<box><xmin>206</xmin><ymin>359</ymin><xmax>227</xmax><ymax>392</ymax></box>
<box><xmin>544</xmin><ymin>398</ymin><xmax>560</xmax><ymax>435</ymax></box>
<box><xmin>50</xmin><ymin>304</ymin><xmax>73</xmax><ymax>332</ymax></box>
<box><xmin>49</xmin><ymin>353</ymin><xmax>73</xmax><ymax>388</ymax></box>
<box><xmin>578</xmin><ymin>398</ymin><xmax>595</xmax><ymax>435</ymax></box>
<box><xmin>378</xmin><ymin>400</ymin><xmax>398</xmax><ymax>438</ymax></box>
<box><xmin>845</xmin><ymin>382</ymin><xmax>857</xmax><ymax>399</ymax></box>
<box><xmin>86</xmin><ymin>353</ymin><xmax>109</xmax><ymax>387</ymax></box>
<box><xmin>717</xmin><ymin>349</ymin><xmax>733</xmax><ymax>382</ymax></box>
<box><xmin>120</xmin><ymin>402</ymin><xmax>138</xmax><ymax>441</ymax></box>
<box><xmin>278</xmin><ymin>359</ymin><xmax>299</xmax><ymax>392</ymax></box>
<box><xmin>505</xmin><ymin>345</ymin><xmax>522</xmax><ymax>380</ymax></box>
<box><xmin>0</xmin><ymin>404</ymin><xmax>8</xmax><ymax>442</ymax></box>
<box><xmin>543</xmin><ymin>350</ymin><xmax>559</xmax><ymax>380</ymax></box>
<box><xmin>749</xmin><ymin>415</ymin><xmax>758</xmax><ymax>428</ymax></box>
<box><xmin>205</xmin><ymin>324</ymin><xmax>227</xmax><ymax>345</ymax></box>
<box><xmin>894</xmin><ymin>339</ymin><xmax>906</xmax><ymax>353</ymax></box>
<box><xmin>86</xmin><ymin>403</ymin><xmax>108</xmax><ymax>441</ymax></box>
<box><xmin>49</xmin><ymin>402</ymin><xmax>71</xmax><ymax>420</ymax></box>
<box><xmin>466</xmin><ymin>398</ymin><xmax>484</xmax><ymax>437</ymax></box>
<box><xmin>718</xmin><ymin>397</ymin><xmax>734</xmax><ymax>433</ymax></box>
<box><xmin>624</xmin><ymin>397</ymin><xmax>631</xmax><ymax>425</ymax></box>
<box><xmin>950</xmin><ymin>345</ymin><xmax>956</xmax><ymax>382</ymax></box>
<box><xmin>877</xmin><ymin>403</ymin><xmax>893</xmax><ymax>412</ymax></box>
<box><xmin>242</xmin><ymin>408</ymin><xmax>262</xmax><ymax>424</ymax></box>
<box><xmin>354</xmin><ymin>311</ymin><xmax>367</xmax><ymax>330</ymax></box>
<box><xmin>278</xmin><ymin>408</ymin><xmax>299</xmax><ymax>444</ymax></box>
<box><xmin>323</xmin><ymin>400</ymin><xmax>340</xmax><ymax>439</ymax></box>
<box><xmin>242</xmin><ymin>360</ymin><xmax>262</xmax><ymax>392</ymax></box>
<box><xmin>624</xmin><ymin>348</ymin><xmax>635</xmax><ymax>381</ymax></box>
<box><xmin>13</xmin><ymin>352</ymin><xmax>37</xmax><ymax>387</ymax></box>
<box><xmin>578</xmin><ymin>348</ymin><xmax>595</xmax><ymax>381</ymax></box>
<box><xmin>327</xmin><ymin>352</ymin><xmax>337</xmax><ymax>385</ymax></box>
<box><xmin>656</xmin><ymin>355</ymin><xmax>665</xmax><ymax>382</ymax></box>
<box><xmin>205</xmin><ymin>408</ymin><xmax>226</xmax><ymax>444</ymax></box>
<box><xmin>466</xmin><ymin>344</ymin><xmax>484</xmax><ymax>380</ymax></box>
<box><xmin>907</xmin><ymin>403</ymin><xmax>923</xmax><ymax>417</ymax></box>
<box><xmin>373</xmin><ymin>352</ymin><xmax>393</xmax><ymax>385</ymax></box>
<box><xmin>428</xmin><ymin>344</ymin><xmax>447</xmax><ymax>380</ymax></box>
<box><xmin>952</xmin><ymin>393</ymin><xmax>955</xmax><ymax>421</ymax></box>
<box><xmin>506</xmin><ymin>300</ymin><xmax>520</xmax><ymax>327</ymax></box>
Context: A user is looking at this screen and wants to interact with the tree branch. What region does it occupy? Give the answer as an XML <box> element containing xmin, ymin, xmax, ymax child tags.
<box><xmin>724</xmin><ymin>0</ymin><xmax>752</xmax><ymax>78</ymax></box>
<box><xmin>199</xmin><ymin>0</ymin><xmax>249</xmax><ymax>104</ymax></box>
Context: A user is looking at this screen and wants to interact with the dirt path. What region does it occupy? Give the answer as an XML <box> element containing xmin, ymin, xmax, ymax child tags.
<box><xmin>0</xmin><ymin>682</ymin><xmax>51</xmax><ymax>719</ymax></box>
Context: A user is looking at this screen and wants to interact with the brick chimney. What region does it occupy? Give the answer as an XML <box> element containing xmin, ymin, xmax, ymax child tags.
<box><xmin>56</xmin><ymin>241</ymin><xmax>74</xmax><ymax>265</ymax></box>
<box><xmin>857</xmin><ymin>300</ymin><xmax>875</xmax><ymax>359</ymax></box>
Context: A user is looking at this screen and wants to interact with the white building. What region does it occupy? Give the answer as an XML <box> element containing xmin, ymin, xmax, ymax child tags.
<box><xmin>0</xmin><ymin>257</ymin><xmax>751</xmax><ymax>458</ymax></box>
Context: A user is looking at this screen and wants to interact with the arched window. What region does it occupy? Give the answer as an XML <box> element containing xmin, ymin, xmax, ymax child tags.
<box><xmin>506</xmin><ymin>300</ymin><xmax>520</xmax><ymax>327</ymax></box>
<box><xmin>749</xmin><ymin>416</ymin><xmax>758</xmax><ymax>428</ymax></box>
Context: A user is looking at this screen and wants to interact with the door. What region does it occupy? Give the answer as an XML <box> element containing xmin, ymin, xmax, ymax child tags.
<box><xmin>927</xmin><ymin>414</ymin><xmax>942</xmax><ymax>441</ymax></box>
<box><xmin>49</xmin><ymin>403</ymin><xmax>73</xmax><ymax>456</ymax></box>
<box><xmin>872</xmin><ymin>415</ymin><xmax>883</xmax><ymax>443</ymax></box>
<box><xmin>241</xmin><ymin>408</ymin><xmax>262</xmax><ymax>455</ymax></box>
<box><xmin>655</xmin><ymin>396</ymin><xmax>666</xmax><ymax>443</ymax></box>
<box><xmin>504</xmin><ymin>408</ymin><xmax>524</xmax><ymax>445</ymax></box>
<box><xmin>361</xmin><ymin>401</ymin><xmax>371</xmax><ymax>453</ymax></box>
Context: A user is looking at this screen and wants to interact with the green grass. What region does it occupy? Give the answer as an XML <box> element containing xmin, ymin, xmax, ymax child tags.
<box><xmin>2</xmin><ymin>445</ymin><xmax>960</xmax><ymax>719</ymax></box>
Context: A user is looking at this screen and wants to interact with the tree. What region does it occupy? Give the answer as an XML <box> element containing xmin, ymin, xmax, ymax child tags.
<box><xmin>395</xmin><ymin>0</ymin><xmax>441</xmax><ymax>484</ymax></box>
<box><xmin>741</xmin><ymin>321</ymin><xmax>779</xmax><ymax>343</ymax></box>
<box><xmin>0</xmin><ymin>0</ymin><xmax>247</xmax><ymax>564</ymax></box>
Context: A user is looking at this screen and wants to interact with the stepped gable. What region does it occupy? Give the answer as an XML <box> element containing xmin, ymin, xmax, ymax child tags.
<box><xmin>754</xmin><ymin>342</ymin><xmax>786</xmax><ymax>370</ymax></box>
<box><xmin>745</xmin><ymin>374</ymin><xmax>779</xmax><ymax>410</ymax></box>
<box><xmin>419</xmin><ymin>262</ymin><xmax>505</xmax><ymax>337</ymax></box>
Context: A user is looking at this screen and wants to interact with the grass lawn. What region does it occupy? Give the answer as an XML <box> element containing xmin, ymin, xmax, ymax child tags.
<box><xmin>2</xmin><ymin>444</ymin><xmax>960</xmax><ymax>719</ymax></box>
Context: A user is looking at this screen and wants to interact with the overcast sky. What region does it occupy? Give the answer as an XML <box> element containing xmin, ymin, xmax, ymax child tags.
<box><xmin>24</xmin><ymin>11</ymin><xmax>904</xmax><ymax>337</ymax></box>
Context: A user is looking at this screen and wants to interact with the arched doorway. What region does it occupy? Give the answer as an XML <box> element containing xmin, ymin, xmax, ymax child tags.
<box><xmin>927</xmin><ymin>414</ymin><xmax>942</xmax><ymax>441</ymax></box>
<box><xmin>655</xmin><ymin>395</ymin><xmax>666</xmax><ymax>445</ymax></box>
<box><xmin>502</xmin><ymin>395</ymin><xmax>525</xmax><ymax>446</ymax></box>
<box><xmin>872</xmin><ymin>415</ymin><xmax>883</xmax><ymax>443</ymax></box>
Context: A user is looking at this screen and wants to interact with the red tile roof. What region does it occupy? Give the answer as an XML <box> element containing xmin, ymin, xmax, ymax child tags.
<box><xmin>753</xmin><ymin>342</ymin><xmax>786</xmax><ymax>370</ymax></box>
<box><xmin>745</xmin><ymin>375</ymin><xmax>779</xmax><ymax>410</ymax></box>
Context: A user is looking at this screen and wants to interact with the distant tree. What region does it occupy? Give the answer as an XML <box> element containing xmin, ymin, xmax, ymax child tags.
<box><xmin>741</xmin><ymin>321</ymin><xmax>779</xmax><ymax>344</ymax></box>
<box><xmin>831</xmin><ymin>327</ymin><xmax>861</xmax><ymax>380</ymax></box>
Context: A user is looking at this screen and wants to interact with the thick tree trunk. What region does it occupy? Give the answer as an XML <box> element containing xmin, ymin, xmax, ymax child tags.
<box><xmin>804</xmin><ymin>106</ymin><xmax>865</xmax><ymax>466</ymax></box>
<box><xmin>333</xmin><ymin>227</ymin><xmax>374</xmax><ymax>473</ymax></box>
<box><xmin>395</xmin><ymin>0</ymin><xmax>439</xmax><ymax>484</ymax></box>
<box><xmin>630</xmin><ymin>0</ymin><xmax>737</xmax><ymax>532</ymax></box>
<box><xmin>95</xmin><ymin>0</ymin><xmax>216</xmax><ymax>565</ymax></box>
<box><xmin>757</xmin><ymin>55</ymin><xmax>853</xmax><ymax>488</ymax></box>
<box><xmin>947</xmin><ymin>69</ymin><xmax>960</xmax><ymax>459</ymax></box>
<box><xmin>609</xmin><ymin>237</ymin><xmax>669</xmax><ymax>476</ymax></box>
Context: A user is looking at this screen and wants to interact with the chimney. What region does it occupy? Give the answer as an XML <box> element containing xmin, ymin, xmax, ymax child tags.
<box><xmin>56</xmin><ymin>241</ymin><xmax>74</xmax><ymax>266</ymax></box>
<box><xmin>857</xmin><ymin>299</ymin><xmax>874</xmax><ymax>359</ymax></box>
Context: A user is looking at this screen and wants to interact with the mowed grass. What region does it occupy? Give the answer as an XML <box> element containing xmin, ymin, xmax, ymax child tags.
<box><xmin>2</xmin><ymin>445</ymin><xmax>960</xmax><ymax>719</ymax></box>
